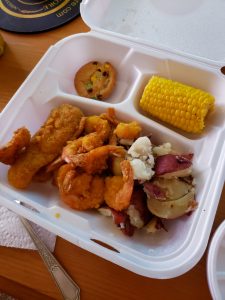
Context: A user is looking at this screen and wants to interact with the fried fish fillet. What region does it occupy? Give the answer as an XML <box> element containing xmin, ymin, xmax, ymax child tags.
<box><xmin>8</xmin><ymin>104</ymin><xmax>83</xmax><ymax>189</ymax></box>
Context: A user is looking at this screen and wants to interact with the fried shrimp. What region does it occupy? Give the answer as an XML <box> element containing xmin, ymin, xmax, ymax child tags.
<box><xmin>100</xmin><ymin>108</ymin><xmax>120</xmax><ymax>126</ymax></box>
<box><xmin>62</xmin><ymin>132</ymin><xmax>104</xmax><ymax>162</ymax></box>
<box><xmin>65</xmin><ymin>145</ymin><xmax>126</xmax><ymax>174</ymax></box>
<box><xmin>8</xmin><ymin>104</ymin><xmax>83</xmax><ymax>189</ymax></box>
<box><xmin>0</xmin><ymin>127</ymin><xmax>31</xmax><ymax>165</ymax></box>
<box><xmin>60</xmin><ymin>115</ymin><xmax>112</xmax><ymax>162</ymax></box>
<box><xmin>57</xmin><ymin>164</ymin><xmax>105</xmax><ymax>210</ymax></box>
<box><xmin>104</xmin><ymin>160</ymin><xmax>134</xmax><ymax>211</ymax></box>
<box><xmin>99</xmin><ymin>108</ymin><xmax>121</xmax><ymax>145</ymax></box>
<box><xmin>84</xmin><ymin>115</ymin><xmax>111</xmax><ymax>140</ymax></box>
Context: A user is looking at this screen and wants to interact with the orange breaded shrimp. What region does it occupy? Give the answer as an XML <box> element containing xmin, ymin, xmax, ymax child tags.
<box><xmin>62</xmin><ymin>132</ymin><xmax>104</xmax><ymax>162</ymax></box>
<box><xmin>56</xmin><ymin>163</ymin><xmax>76</xmax><ymax>190</ymax></box>
<box><xmin>84</xmin><ymin>115</ymin><xmax>111</xmax><ymax>140</ymax></box>
<box><xmin>0</xmin><ymin>127</ymin><xmax>31</xmax><ymax>165</ymax></box>
<box><xmin>104</xmin><ymin>160</ymin><xmax>134</xmax><ymax>211</ymax></box>
<box><xmin>57</xmin><ymin>164</ymin><xmax>105</xmax><ymax>210</ymax></box>
<box><xmin>100</xmin><ymin>108</ymin><xmax>121</xmax><ymax>145</ymax></box>
<box><xmin>100</xmin><ymin>108</ymin><xmax>120</xmax><ymax>126</ymax></box>
<box><xmin>114</xmin><ymin>121</ymin><xmax>142</xmax><ymax>140</ymax></box>
<box><xmin>65</xmin><ymin>145</ymin><xmax>126</xmax><ymax>174</ymax></box>
<box><xmin>60</xmin><ymin>115</ymin><xmax>112</xmax><ymax>162</ymax></box>
<box><xmin>108</xmin><ymin>131</ymin><xmax>118</xmax><ymax>145</ymax></box>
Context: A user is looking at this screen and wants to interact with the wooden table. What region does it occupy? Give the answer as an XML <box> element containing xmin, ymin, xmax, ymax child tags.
<box><xmin>0</xmin><ymin>15</ymin><xmax>225</xmax><ymax>300</ymax></box>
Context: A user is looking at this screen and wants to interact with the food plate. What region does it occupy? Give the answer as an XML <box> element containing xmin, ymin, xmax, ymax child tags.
<box><xmin>207</xmin><ymin>221</ymin><xmax>225</xmax><ymax>300</ymax></box>
<box><xmin>0</xmin><ymin>0</ymin><xmax>225</xmax><ymax>279</ymax></box>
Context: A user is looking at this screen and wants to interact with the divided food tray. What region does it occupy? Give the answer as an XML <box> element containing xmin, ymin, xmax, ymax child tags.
<box><xmin>1</xmin><ymin>0</ymin><xmax>225</xmax><ymax>279</ymax></box>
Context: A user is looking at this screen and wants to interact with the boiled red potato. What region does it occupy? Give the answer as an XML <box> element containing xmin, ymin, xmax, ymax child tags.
<box><xmin>154</xmin><ymin>153</ymin><xmax>193</xmax><ymax>179</ymax></box>
<box><xmin>144</xmin><ymin>178</ymin><xmax>197</xmax><ymax>219</ymax></box>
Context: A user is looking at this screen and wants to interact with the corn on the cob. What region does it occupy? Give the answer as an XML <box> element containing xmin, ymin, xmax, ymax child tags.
<box><xmin>139</xmin><ymin>76</ymin><xmax>215</xmax><ymax>133</ymax></box>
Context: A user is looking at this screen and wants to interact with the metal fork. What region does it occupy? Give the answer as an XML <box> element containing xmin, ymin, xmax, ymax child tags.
<box><xmin>19</xmin><ymin>216</ymin><xmax>80</xmax><ymax>300</ymax></box>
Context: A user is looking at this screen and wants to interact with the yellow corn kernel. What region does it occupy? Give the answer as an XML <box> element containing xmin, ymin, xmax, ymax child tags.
<box><xmin>139</xmin><ymin>76</ymin><xmax>215</xmax><ymax>133</ymax></box>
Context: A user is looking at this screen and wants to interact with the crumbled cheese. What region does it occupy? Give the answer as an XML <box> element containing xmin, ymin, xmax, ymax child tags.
<box><xmin>128</xmin><ymin>136</ymin><xmax>152</xmax><ymax>159</ymax></box>
<box><xmin>153</xmin><ymin>143</ymin><xmax>172</xmax><ymax>156</ymax></box>
<box><xmin>127</xmin><ymin>136</ymin><xmax>155</xmax><ymax>181</ymax></box>
<box><xmin>130</xmin><ymin>159</ymin><xmax>155</xmax><ymax>180</ymax></box>
<box><xmin>127</xmin><ymin>205</ymin><xmax>144</xmax><ymax>228</ymax></box>
<box><xmin>147</xmin><ymin>155</ymin><xmax>155</xmax><ymax>168</ymax></box>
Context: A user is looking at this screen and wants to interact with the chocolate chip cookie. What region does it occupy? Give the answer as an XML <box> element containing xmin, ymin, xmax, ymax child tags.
<box><xmin>74</xmin><ymin>61</ymin><xmax>116</xmax><ymax>100</ymax></box>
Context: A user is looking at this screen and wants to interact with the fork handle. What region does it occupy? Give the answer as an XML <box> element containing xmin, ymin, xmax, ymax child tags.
<box><xmin>20</xmin><ymin>217</ymin><xmax>80</xmax><ymax>300</ymax></box>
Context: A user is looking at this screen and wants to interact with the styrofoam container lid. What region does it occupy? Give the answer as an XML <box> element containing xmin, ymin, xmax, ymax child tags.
<box><xmin>81</xmin><ymin>0</ymin><xmax>225</xmax><ymax>66</ymax></box>
<box><xmin>208</xmin><ymin>221</ymin><xmax>225</xmax><ymax>300</ymax></box>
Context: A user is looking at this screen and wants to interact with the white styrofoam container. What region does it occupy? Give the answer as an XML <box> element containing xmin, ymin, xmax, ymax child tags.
<box><xmin>207</xmin><ymin>221</ymin><xmax>225</xmax><ymax>300</ymax></box>
<box><xmin>1</xmin><ymin>0</ymin><xmax>225</xmax><ymax>279</ymax></box>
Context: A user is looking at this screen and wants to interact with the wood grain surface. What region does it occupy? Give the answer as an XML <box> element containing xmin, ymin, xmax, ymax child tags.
<box><xmin>0</xmin><ymin>15</ymin><xmax>224</xmax><ymax>300</ymax></box>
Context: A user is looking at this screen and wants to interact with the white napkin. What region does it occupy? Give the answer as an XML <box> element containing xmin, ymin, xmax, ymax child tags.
<box><xmin>0</xmin><ymin>293</ymin><xmax>17</xmax><ymax>300</ymax></box>
<box><xmin>0</xmin><ymin>206</ymin><xmax>56</xmax><ymax>251</ymax></box>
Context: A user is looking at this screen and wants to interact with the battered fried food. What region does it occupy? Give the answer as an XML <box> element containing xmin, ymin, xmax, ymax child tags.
<box><xmin>62</xmin><ymin>132</ymin><xmax>104</xmax><ymax>163</ymax></box>
<box><xmin>33</xmin><ymin>166</ymin><xmax>53</xmax><ymax>183</ymax></box>
<box><xmin>61</xmin><ymin>115</ymin><xmax>112</xmax><ymax>163</ymax></box>
<box><xmin>8</xmin><ymin>104</ymin><xmax>83</xmax><ymax>189</ymax></box>
<box><xmin>100</xmin><ymin>108</ymin><xmax>120</xmax><ymax>126</ymax></box>
<box><xmin>64</xmin><ymin>145</ymin><xmax>126</xmax><ymax>174</ymax></box>
<box><xmin>57</xmin><ymin>164</ymin><xmax>105</xmax><ymax>210</ymax></box>
<box><xmin>84</xmin><ymin>115</ymin><xmax>111</xmax><ymax>140</ymax></box>
<box><xmin>0</xmin><ymin>127</ymin><xmax>31</xmax><ymax>165</ymax></box>
<box><xmin>70</xmin><ymin>116</ymin><xmax>86</xmax><ymax>140</ymax></box>
<box><xmin>46</xmin><ymin>113</ymin><xmax>114</xmax><ymax>172</ymax></box>
<box><xmin>104</xmin><ymin>160</ymin><xmax>134</xmax><ymax>211</ymax></box>
<box><xmin>2</xmin><ymin>104</ymin><xmax>197</xmax><ymax>238</ymax></box>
